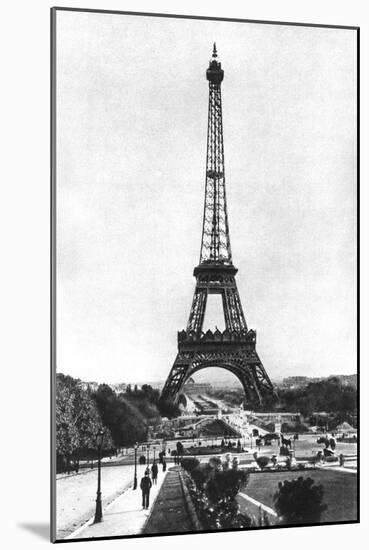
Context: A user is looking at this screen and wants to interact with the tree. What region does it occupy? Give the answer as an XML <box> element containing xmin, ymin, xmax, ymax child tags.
<box><xmin>93</xmin><ymin>384</ymin><xmax>148</xmax><ymax>446</ymax></box>
<box><xmin>205</xmin><ymin>469</ymin><xmax>251</xmax><ymax>529</ymax></box>
<box><xmin>157</xmin><ymin>398</ymin><xmax>180</xmax><ymax>418</ymax></box>
<box><xmin>56</xmin><ymin>375</ymin><xmax>113</xmax><ymax>473</ymax></box>
<box><xmin>273</xmin><ymin>476</ymin><xmax>327</xmax><ymax>525</ymax></box>
<box><xmin>206</xmin><ymin>469</ymin><xmax>249</xmax><ymax>504</ymax></box>
<box><xmin>181</xmin><ymin>457</ymin><xmax>200</xmax><ymax>473</ymax></box>
<box><xmin>176</xmin><ymin>441</ymin><xmax>184</xmax><ymax>457</ymax></box>
<box><xmin>70</xmin><ymin>386</ymin><xmax>107</xmax><ymax>452</ymax></box>
<box><xmin>256</xmin><ymin>456</ymin><xmax>270</xmax><ymax>470</ymax></box>
<box><xmin>56</xmin><ymin>382</ymin><xmax>79</xmax><ymax>460</ymax></box>
<box><xmin>184</xmin><ymin>459</ymin><xmax>252</xmax><ymax>530</ymax></box>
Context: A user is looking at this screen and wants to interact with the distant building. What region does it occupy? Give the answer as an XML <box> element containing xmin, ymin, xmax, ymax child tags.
<box><xmin>183</xmin><ymin>378</ymin><xmax>212</xmax><ymax>396</ymax></box>
<box><xmin>108</xmin><ymin>383</ymin><xmax>127</xmax><ymax>393</ymax></box>
<box><xmin>277</xmin><ymin>374</ymin><xmax>357</xmax><ymax>390</ymax></box>
<box><xmin>80</xmin><ymin>381</ymin><xmax>99</xmax><ymax>392</ymax></box>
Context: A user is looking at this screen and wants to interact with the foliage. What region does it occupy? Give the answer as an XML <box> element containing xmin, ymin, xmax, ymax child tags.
<box><xmin>184</xmin><ymin>446</ymin><xmax>226</xmax><ymax>456</ymax></box>
<box><xmin>208</xmin><ymin>377</ymin><xmax>356</xmax><ymax>419</ymax></box>
<box><xmin>206</xmin><ymin>469</ymin><xmax>249</xmax><ymax>503</ymax></box>
<box><xmin>256</xmin><ymin>456</ymin><xmax>270</xmax><ymax>470</ymax></box>
<box><xmin>56</xmin><ymin>380</ymin><xmax>79</xmax><ymax>457</ymax></box>
<box><xmin>93</xmin><ymin>383</ymin><xmax>168</xmax><ymax>446</ymax></box>
<box><xmin>56</xmin><ymin>374</ymin><xmax>170</xmax><ymax>462</ymax></box>
<box><xmin>93</xmin><ymin>384</ymin><xmax>147</xmax><ymax>446</ymax></box>
<box><xmin>191</xmin><ymin>467</ymin><xmax>207</xmax><ymax>491</ymax></box>
<box><xmin>280</xmin><ymin>446</ymin><xmax>291</xmax><ymax>456</ymax></box>
<box><xmin>281</xmin><ymin>422</ymin><xmax>309</xmax><ymax>433</ymax></box>
<box><xmin>273</xmin><ymin>476</ymin><xmax>327</xmax><ymax>524</ymax></box>
<box><xmin>176</xmin><ymin>441</ymin><xmax>184</xmax><ymax>455</ymax></box>
<box><xmin>181</xmin><ymin>457</ymin><xmax>200</xmax><ymax>473</ymax></box>
<box><xmin>157</xmin><ymin>397</ymin><xmax>181</xmax><ymax>419</ymax></box>
<box><xmin>280</xmin><ymin>378</ymin><xmax>356</xmax><ymax>417</ymax></box>
<box><xmin>56</xmin><ymin>374</ymin><xmax>114</xmax><ymax>472</ymax></box>
<box><xmin>208</xmin><ymin>456</ymin><xmax>223</xmax><ymax>471</ymax></box>
<box><xmin>183</xmin><ymin>455</ymin><xmax>253</xmax><ymax>530</ymax></box>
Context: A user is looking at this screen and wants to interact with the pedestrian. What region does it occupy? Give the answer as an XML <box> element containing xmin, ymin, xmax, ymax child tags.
<box><xmin>151</xmin><ymin>460</ymin><xmax>158</xmax><ymax>484</ymax></box>
<box><xmin>140</xmin><ymin>471</ymin><xmax>152</xmax><ymax>509</ymax></box>
<box><xmin>162</xmin><ymin>458</ymin><xmax>167</xmax><ymax>472</ymax></box>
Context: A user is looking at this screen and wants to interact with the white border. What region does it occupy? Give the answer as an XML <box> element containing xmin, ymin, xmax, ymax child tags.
<box><xmin>2</xmin><ymin>1</ymin><xmax>367</xmax><ymax>549</ymax></box>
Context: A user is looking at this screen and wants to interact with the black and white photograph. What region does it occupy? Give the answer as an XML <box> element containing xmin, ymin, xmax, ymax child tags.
<box><xmin>51</xmin><ymin>7</ymin><xmax>358</xmax><ymax>543</ymax></box>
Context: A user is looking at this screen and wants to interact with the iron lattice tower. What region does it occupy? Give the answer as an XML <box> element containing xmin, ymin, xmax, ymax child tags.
<box><xmin>161</xmin><ymin>45</ymin><xmax>276</xmax><ymax>407</ymax></box>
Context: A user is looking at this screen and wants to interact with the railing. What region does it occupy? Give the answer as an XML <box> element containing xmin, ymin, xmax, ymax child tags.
<box><xmin>178</xmin><ymin>328</ymin><xmax>256</xmax><ymax>344</ymax></box>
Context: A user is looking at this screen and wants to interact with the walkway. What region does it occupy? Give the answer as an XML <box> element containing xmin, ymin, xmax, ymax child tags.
<box><xmin>66</xmin><ymin>464</ymin><xmax>167</xmax><ymax>540</ymax></box>
<box><xmin>143</xmin><ymin>467</ymin><xmax>194</xmax><ymax>535</ymax></box>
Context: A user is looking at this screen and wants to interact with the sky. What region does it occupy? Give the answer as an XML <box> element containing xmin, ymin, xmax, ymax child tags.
<box><xmin>56</xmin><ymin>10</ymin><xmax>357</xmax><ymax>384</ymax></box>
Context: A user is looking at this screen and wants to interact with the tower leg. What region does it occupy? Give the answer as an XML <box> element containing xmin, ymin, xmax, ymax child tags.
<box><xmin>161</xmin><ymin>353</ymin><xmax>192</xmax><ymax>403</ymax></box>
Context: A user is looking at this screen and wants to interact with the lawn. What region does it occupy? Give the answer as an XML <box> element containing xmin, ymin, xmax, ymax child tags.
<box><xmin>243</xmin><ymin>469</ymin><xmax>357</xmax><ymax>523</ymax></box>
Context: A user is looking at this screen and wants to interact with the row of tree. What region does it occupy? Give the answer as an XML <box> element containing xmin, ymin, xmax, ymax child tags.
<box><xmin>56</xmin><ymin>374</ymin><xmax>179</xmax><ymax>472</ymax></box>
<box><xmin>56</xmin><ymin>374</ymin><xmax>115</xmax><ymax>473</ymax></box>
<box><xmin>279</xmin><ymin>377</ymin><xmax>356</xmax><ymax>417</ymax></box>
<box><xmin>208</xmin><ymin>377</ymin><xmax>357</xmax><ymax>419</ymax></box>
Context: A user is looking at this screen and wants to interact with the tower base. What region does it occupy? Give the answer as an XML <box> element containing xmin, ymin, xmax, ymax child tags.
<box><xmin>161</xmin><ymin>329</ymin><xmax>276</xmax><ymax>408</ymax></box>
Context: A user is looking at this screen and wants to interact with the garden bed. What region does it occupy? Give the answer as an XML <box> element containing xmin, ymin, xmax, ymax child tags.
<box><xmin>185</xmin><ymin>446</ymin><xmax>248</xmax><ymax>456</ymax></box>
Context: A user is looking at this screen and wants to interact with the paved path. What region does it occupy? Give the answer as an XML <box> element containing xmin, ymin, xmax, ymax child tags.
<box><xmin>57</xmin><ymin>463</ymin><xmax>141</xmax><ymax>539</ymax></box>
<box><xmin>143</xmin><ymin>467</ymin><xmax>193</xmax><ymax>535</ymax></box>
<box><xmin>67</xmin><ymin>466</ymin><xmax>168</xmax><ymax>540</ymax></box>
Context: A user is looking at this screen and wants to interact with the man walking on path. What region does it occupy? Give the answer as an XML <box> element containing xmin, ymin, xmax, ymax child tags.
<box><xmin>151</xmin><ymin>461</ymin><xmax>158</xmax><ymax>484</ymax></box>
<box><xmin>140</xmin><ymin>471</ymin><xmax>152</xmax><ymax>509</ymax></box>
<box><xmin>162</xmin><ymin>458</ymin><xmax>167</xmax><ymax>472</ymax></box>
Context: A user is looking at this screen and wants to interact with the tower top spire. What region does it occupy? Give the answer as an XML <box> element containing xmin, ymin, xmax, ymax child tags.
<box><xmin>201</xmin><ymin>46</ymin><xmax>230</xmax><ymax>266</ymax></box>
<box><xmin>206</xmin><ymin>43</ymin><xmax>224</xmax><ymax>84</ymax></box>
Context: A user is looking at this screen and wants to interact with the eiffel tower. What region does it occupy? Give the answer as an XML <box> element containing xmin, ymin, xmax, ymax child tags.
<box><xmin>161</xmin><ymin>45</ymin><xmax>276</xmax><ymax>407</ymax></box>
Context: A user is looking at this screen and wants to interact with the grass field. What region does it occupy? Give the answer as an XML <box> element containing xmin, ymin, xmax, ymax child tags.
<box><xmin>241</xmin><ymin>469</ymin><xmax>357</xmax><ymax>524</ymax></box>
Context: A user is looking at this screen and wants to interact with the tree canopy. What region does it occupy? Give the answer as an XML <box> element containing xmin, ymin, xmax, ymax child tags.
<box><xmin>273</xmin><ymin>476</ymin><xmax>327</xmax><ymax>525</ymax></box>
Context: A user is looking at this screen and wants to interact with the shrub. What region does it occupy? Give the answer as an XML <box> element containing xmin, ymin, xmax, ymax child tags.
<box><xmin>256</xmin><ymin>456</ymin><xmax>270</xmax><ymax>470</ymax></box>
<box><xmin>191</xmin><ymin>467</ymin><xmax>207</xmax><ymax>491</ymax></box>
<box><xmin>184</xmin><ymin>458</ymin><xmax>253</xmax><ymax>530</ymax></box>
<box><xmin>273</xmin><ymin>476</ymin><xmax>327</xmax><ymax>525</ymax></box>
<box><xmin>280</xmin><ymin>446</ymin><xmax>291</xmax><ymax>456</ymax></box>
<box><xmin>206</xmin><ymin>469</ymin><xmax>249</xmax><ymax>503</ymax></box>
<box><xmin>181</xmin><ymin>457</ymin><xmax>200</xmax><ymax>473</ymax></box>
<box><xmin>208</xmin><ymin>456</ymin><xmax>223</xmax><ymax>471</ymax></box>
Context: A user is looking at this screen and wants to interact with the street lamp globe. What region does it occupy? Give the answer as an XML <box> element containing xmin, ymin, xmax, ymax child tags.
<box><xmin>96</xmin><ymin>429</ymin><xmax>105</xmax><ymax>447</ymax></box>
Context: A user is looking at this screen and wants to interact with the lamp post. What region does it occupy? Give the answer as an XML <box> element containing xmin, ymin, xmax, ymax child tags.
<box><xmin>153</xmin><ymin>446</ymin><xmax>156</xmax><ymax>463</ymax></box>
<box><xmin>93</xmin><ymin>429</ymin><xmax>105</xmax><ymax>524</ymax></box>
<box><xmin>146</xmin><ymin>444</ymin><xmax>150</xmax><ymax>467</ymax></box>
<box><xmin>133</xmin><ymin>443</ymin><xmax>138</xmax><ymax>490</ymax></box>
